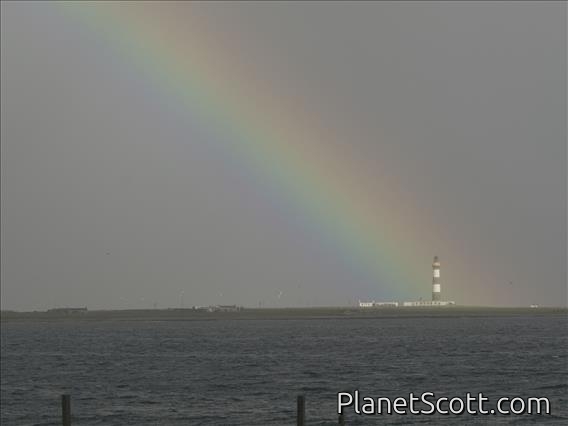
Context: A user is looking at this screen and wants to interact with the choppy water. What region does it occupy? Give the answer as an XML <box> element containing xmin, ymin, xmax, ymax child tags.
<box><xmin>1</xmin><ymin>315</ymin><xmax>567</xmax><ymax>425</ymax></box>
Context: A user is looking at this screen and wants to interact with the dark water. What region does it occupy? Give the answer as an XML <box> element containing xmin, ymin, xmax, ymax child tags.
<box><xmin>1</xmin><ymin>315</ymin><xmax>567</xmax><ymax>425</ymax></box>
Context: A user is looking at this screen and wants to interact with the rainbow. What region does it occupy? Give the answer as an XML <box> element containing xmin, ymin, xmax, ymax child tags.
<box><xmin>56</xmin><ymin>2</ymin><xmax>441</xmax><ymax>300</ymax></box>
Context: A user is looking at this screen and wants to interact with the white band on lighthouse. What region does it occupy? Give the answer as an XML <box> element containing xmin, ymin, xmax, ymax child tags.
<box><xmin>433</xmin><ymin>284</ymin><xmax>441</xmax><ymax>293</ymax></box>
<box><xmin>434</xmin><ymin>269</ymin><xmax>440</xmax><ymax>278</ymax></box>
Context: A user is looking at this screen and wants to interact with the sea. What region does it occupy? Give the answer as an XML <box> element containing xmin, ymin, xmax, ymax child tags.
<box><xmin>1</xmin><ymin>314</ymin><xmax>567</xmax><ymax>425</ymax></box>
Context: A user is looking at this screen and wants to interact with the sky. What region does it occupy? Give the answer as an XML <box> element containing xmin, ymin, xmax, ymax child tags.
<box><xmin>1</xmin><ymin>1</ymin><xmax>566</xmax><ymax>310</ymax></box>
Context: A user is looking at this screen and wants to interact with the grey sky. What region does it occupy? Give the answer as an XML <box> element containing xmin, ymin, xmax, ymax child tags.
<box><xmin>1</xmin><ymin>2</ymin><xmax>566</xmax><ymax>310</ymax></box>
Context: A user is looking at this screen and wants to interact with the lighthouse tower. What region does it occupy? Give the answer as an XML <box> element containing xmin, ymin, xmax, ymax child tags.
<box><xmin>432</xmin><ymin>256</ymin><xmax>441</xmax><ymax>301</ymax></box>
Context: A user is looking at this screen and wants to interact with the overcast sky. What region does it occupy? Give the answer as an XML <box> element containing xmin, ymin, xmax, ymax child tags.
<box><xmin>1</xmin><ymin>2</ymin><xmax>566</xmax><ymax>310</ymax></box>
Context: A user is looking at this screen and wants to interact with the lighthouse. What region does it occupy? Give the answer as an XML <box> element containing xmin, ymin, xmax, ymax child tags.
<box><xmin>432</xmin><ymin>256</ymin><xmax>441</xmax><ymax>301</ymax></box>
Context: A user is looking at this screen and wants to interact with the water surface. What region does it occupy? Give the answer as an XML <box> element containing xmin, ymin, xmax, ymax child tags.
<box><xmin>1</xmin><ymin>314</ymin><xmax>567</xmax><ymax>425</ymax></box>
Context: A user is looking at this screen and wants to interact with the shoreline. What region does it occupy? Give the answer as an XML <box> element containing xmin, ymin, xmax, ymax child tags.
<box><xmin>1</xmin><ymin>306</ymin><xmax>566</xmax><ymax>322</ymax></box>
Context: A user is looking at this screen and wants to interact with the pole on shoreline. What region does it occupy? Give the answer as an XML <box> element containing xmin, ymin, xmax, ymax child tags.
<box><xmin>338</xmin><ymin>412</ymin><xmax>345</xmax><ymax>425</ymax></box>
<box><xmin>297</xmin><ymin>395</ymin><xmax>305</xmax><ymax>426</ymax></box>
<box><xmin>61</xmin><ymin>394</ymin><xmax>71</xmax><ymax>426</ymax></box>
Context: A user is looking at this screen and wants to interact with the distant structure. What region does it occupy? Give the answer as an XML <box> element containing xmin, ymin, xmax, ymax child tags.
<box><xmin>403</xmin><ymin>255</ymin><xmax>454</xmax><ymax>306</ymax></box>
<box><xmin>358</xmin><ymin>301</ymin><xmax>398</xmax><ymax>308</ymax></box>
<box><xmin>214</xmin><ymin>305</ymin><xmax>241</xmax><ymax>312</ymax></box>
<box><xmin>189</xmin><ymin>304</ymin><xmax>243</xmax><ymax>312</ymax></box>
<box><xmin>402</xmin><ymin>300</ymin><xmax>454</xmax><ymax>307</ymax></box>
<box><xmin>376</xmin><ymin>301</ymin><xmax>399</xmax><ymax>307</ymax></box>
<box><xmin>358</xmin><ymin>255</ymin><xmax>455</xmax><ymax>308</ymax></box>
<box><xmin>47</xmin><ymin>307</ymin><xmax>88</xmax><ymax>315</ymax></box>
<box><xmin>432</xmin><ymin>255</ymin><xmax>441</xmax><ymax>301</ymax></box>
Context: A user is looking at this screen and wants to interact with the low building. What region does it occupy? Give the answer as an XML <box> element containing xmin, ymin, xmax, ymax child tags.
<box><xmin>374</xmin><ymin>301</ymin><xmax>399</xmax><ymax>307</ymax></box>
<box><xmin>358</xmin><ymin>301</ymin><xmax>399</xmax><ymax>308</ymax></box>
<box><xmin>402</xmin><ymin>300</ymin><xmax>455</xmax><ymax>307</ymax></box>
<box><xmin>208</xmin><ymin>305</ymin><xmax>242</xmax><ymax>312</ymax></box>
<box><xmin>47</xmin><ymin>307</ymin><xmax>88</xmax><ymax>315</ymax></box>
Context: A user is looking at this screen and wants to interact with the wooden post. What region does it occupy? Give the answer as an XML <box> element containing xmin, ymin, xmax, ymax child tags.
<box><xmin>61</xmin><ymin>394</ymin><xmax>71</xmax><ymax>426</ymax></box>
<box><xmin>297</xmin><ymin>395</ymin><xmax>305</xmax><ymax>426</ymax></box>
<box><xmin>338</xmin><ymin>412</ymin><xmax>345</xmax><ymax>425</ymax></box>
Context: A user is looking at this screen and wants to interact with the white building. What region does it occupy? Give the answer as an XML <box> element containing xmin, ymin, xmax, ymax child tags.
<box><xmin>374</xmin><ymin>302</ymin><xmax>399</xmax><ymax>307</ymax></box>
<box><xmin>402</xmin><ymin>300</ymin><xmax>455</xmax><ymax>307</ymax></box>
<box><xmin>358</xmin><ymin>301</ymin><xmax>399</xmax><ymax>308</ymax></box>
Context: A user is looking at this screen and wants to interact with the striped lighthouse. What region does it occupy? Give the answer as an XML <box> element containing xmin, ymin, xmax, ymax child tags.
<box><xmin>432</xmin><ymin>256</ymin><xmax>441</xmax><ymax>301</ymax></box>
